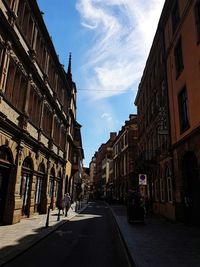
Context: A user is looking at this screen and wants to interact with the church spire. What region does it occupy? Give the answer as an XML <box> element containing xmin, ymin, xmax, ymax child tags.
<box><xmin>67</xmin><ymin>52</ymin><xmax>72</xmax><ymax>77</ymax></box>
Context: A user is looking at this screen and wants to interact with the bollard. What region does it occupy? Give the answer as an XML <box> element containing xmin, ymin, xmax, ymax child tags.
<box><xmin>45</xmin><ymin>206</ymin><xmax>51</xmax><ymax>228</ymax></box>
<box><xmin>57</xmin><ymin>208</ymin><xmax>60</xmax><ymax>221</ymax></box>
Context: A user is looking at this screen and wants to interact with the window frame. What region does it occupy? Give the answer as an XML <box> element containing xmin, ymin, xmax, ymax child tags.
<box><xmin>178</xmin><ymin>86</ymin><xmax>189</xmax><ymax>133</ymax></box>
<box><xmin>194</xmin><ymin>0</ymin><xmax>200</xmax><ymax>44</ymax></box>
<box><xmin>174</xmin><ymin>37</ymin><xmax>184</xmax><ymax>78</ymax></box>
<box><xmin>171</xmin><ymin>0</ymin><xmax>180</xmax><ymax>33</ymax></box>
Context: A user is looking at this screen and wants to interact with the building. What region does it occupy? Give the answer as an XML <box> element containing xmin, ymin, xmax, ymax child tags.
<box><xmin>90</xmin><ymin>115</ymin><xmax>138</xmax><ymax>204</ymax></box>
<box><xmin>134</xmin><ymin>12</ymin><xmax>174</xmax><ymax>220</ymax></box>
<box><xmin>163</xmin><ymin>0</ymin><xmax>200</xmax><ymax>225</ymax></box>
<box><xmin>91</xmin><ymin>133</ymin><xmax>117</xmax><ymax>199</ymax></box>
<box><xmin>112</xmin><ymin>114</ymin><xmax>138</xmax><ymax>204</ymax></box>
<box><xmin>135</xmin><ymin>0</ymin><xmax>200</xmax><ymax>225</ymax></box>
<box><xmin>89</xmin><ymin>155</ymin><xmax>97</xmax><ymax>200</ymax></box>
<box><xmin>0</xmin><ymin>0</ymin><xmax>81</xmax><ymax>224</ymax></box>
<box><xmin>70</xmin><ymin>120</ymin><xmax>84</xmax><ymax>201</ymax></box>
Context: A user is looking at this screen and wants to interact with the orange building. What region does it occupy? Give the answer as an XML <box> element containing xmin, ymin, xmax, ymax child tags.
<box><xmin>164</xmin><ymin>0</ymin><xmax>200</xmax><ymax>225</ymax></box>
<box><xmin>135</xmin><ymin>0</ymin><xmax>200</xmax><ymax>225</ymax></box>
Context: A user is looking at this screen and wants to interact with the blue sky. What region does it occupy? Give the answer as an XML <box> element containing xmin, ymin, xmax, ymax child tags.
<box><xmin>37</xmin><ymin>0</ymin><xmax>164</xmax><ymax>167</ymax></box>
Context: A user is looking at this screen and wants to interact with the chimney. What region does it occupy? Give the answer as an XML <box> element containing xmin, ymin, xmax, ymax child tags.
<box><xmin>110</xmin><ymin>132</ymin><xmax>117</xmax><ymax>140</ymax></box>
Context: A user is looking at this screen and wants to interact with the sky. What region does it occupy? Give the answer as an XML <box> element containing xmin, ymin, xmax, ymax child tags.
<box><xmin>37</xmin><ymin>0</ymin><xmax>164</xmax><ymax>167</ymax></box>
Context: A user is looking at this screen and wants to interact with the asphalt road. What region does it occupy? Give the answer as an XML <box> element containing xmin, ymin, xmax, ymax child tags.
<box><xmin>4</xmin><ymin>201</ymin><xmax>132</xmax><ymax>267</ymax></box>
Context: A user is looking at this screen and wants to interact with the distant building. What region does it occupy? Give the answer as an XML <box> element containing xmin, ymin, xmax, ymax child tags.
<box><xmin>91</xmin><ymin>133</ymin><xmax>117</xmax><ymax>199</ymax></box>
<box><xmin>89</xmin><ymin>155</ymin><xmax>97</xmax><ymax>199</ymax></box>
<box><xmin>0</xmin><ymin>0</ymin><xmax>82</xmax><ymax>224</ymax></box>
<box><xmin>90</xmin><ymin>115</ymin><xmax>138</xmax><ymax>204</ymax></box>
<box><xmin>112</xmin><ymin>114</ymin><xmax>138</xmax><ymax>203</ymax></box>
<box><xmin>70</xmin><ymin>121</ymin><xmax>84</xmax><ymax>201</ymax></box>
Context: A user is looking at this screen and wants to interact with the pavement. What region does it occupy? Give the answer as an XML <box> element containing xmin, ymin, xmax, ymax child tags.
<box><xmin>0</xmin><ymin>202</ymin><xmax>200</xmax><ymax>267</ymax></box>
<box><xmin>0</xmin><ymin>201</ymin><xmax>87</xmax><ymax>266</ymax></box>
<box><xmin>110</xmin><ymin>205</ymin><xmax>200</xmax><ymax>267</ymax></box>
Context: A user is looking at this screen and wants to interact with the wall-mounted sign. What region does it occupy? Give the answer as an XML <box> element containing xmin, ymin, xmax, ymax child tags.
<box><xmin>139</xmin><ymin>174</ymin><xmax>147</xmax><ymax>185</ymax></box>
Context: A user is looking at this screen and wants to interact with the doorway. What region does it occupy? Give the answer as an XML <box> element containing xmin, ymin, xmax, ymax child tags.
<box><xmin>34</xmin><ymin>164</ymin><xmax>45</xmax><ymax>213</ymax></box>
<box><xmin>182</xmin><ymin>152</ymin><xmax>200</xmax><ymax>225</ymax></box>
<box><xmin>20</xmin><ymin>157</ymin><xmax>33</xmax><ymax>216</ymax></box>
<box><xmin>0</xmin><ymin>146</ymin><xmax>13</xmax><ymax>223</ymax></box>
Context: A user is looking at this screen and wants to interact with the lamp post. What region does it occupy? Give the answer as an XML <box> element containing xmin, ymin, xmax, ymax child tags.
<box><xmin>57</xmin><ymin>208</ymin><xmax>60</xmax><ymax>221</ymax></box>
<box><xmin>45</xmin><ymin>206</ymin><xmax>51</xmax><ymax>228</ymax></box>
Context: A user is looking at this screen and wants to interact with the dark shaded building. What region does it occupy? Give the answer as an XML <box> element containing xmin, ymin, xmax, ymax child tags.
<box><xmin>112</xmin><ymin>114</ymin><xmax>138</xmax><ymax>204</ymax></box>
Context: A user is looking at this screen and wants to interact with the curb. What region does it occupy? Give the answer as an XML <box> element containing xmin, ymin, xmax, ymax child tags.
<box><xmin>107</xmin><ymin>203</ymin><xmax>136</xmax><ymax>267</ymax></box>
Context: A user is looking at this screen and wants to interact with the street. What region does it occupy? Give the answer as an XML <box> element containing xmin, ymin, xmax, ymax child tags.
<box><xmin>3</xmin><ymin>202</ymin><xmax>132</xmax><ymax>267</ymax></box>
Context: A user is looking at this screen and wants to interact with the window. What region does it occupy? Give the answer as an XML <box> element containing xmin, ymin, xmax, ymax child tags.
<box><xmin>194</xmin><ymin>0</ymin><xmax>200</xmax><ymax>43</ymax></box>
<box><xmin>5</xmin><ymin>0</ymin><xmax>12</xmax><ymax>7</ymax></box>
<box><xmin>178</xmin><ymin>86</ymin><xmax>189</xmax><ymax>132</ymax></box>
<box><xmin>155</xmin><ymin>179</ymin><xmax>159</xmax><ymax>201</ymax></box>
<box><xmin>16</xmin><ymin>1</ymin><xmax>35</xmax><ymax>47</ymax></box>
<box><xmin>63</xmin><ymin>90</ymin><xmax>68</xmax><ymax>113</ymax></box>
<box><xmin>42</xmin><ymin>104</ymin><xmax>52</xmax><ymax>137</ymax></box>
<box><xmin>0</xmin><ymin>44</ymin><xmax>3</xmax><ymax>67</ymax></box>
<box><xmin>60</xmin><ymin>126</ymin><xmax>66</xmax><ymax>151</ymax></box>
<box><xmin>166</xmin><ymin>167</ymin><xmax>173</xmax><ymax>203</ymax></box>
<box><xmin>5</xmin><ymin>59</ymin><xmax>27</xmax><ymax>111</ymax></box>
<box><xmin>123</xmin><ymin>153</ymin><xmax>127</xmax><ymax>175</ymax></box>
<box><xmin>174</xmin><ymin>37</ymin><xmax>184</xmax><ymax>77</ymax></box>
<box><xmin>171</xmin><ymin>0</ymin><xmax>180</xmax><ymax>33</ymax></box>
<box><xmin>53</xmin><ymin>117</ymin><xmax>60</xmax><ymax>145</ymax></box>
<box><xmin>160</xmin><ymin>178</ymin><xmax>165</xmax><ymax>202</ymax></box>
<box><xmin>28</xmin><ymin>86</ymin><xmax>42</xmax><ymax>127</ymax></box>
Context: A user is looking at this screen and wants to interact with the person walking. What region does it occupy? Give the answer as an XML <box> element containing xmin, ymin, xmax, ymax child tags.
<box><xmin>62</xmin><ymin>193</ymin><xmax>71</xmax><ymax>217</ymax></box>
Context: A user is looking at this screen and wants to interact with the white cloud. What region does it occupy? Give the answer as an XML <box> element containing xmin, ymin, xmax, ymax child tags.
<box><xmin>76</xmin><ymin>0</ymin><xmax>164</xmax><ymax>100</ymax></box>
<box><xmin>101</xmin><ymin>112</ymin><xmax>112</xmax><ymax>122</ymax></box>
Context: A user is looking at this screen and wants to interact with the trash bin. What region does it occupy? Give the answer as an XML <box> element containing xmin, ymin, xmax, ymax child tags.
<box><xmin>127</xmin><ymin>192</ymin><xmax>144</xmax><ymax>223</ymax></box>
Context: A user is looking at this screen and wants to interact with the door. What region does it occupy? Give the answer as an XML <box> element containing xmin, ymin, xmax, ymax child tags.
<box><xmin>182</xmin><ymin>152</ymin><xmax>200</xmax><ymax>225</ymax></box>
<box><xmin>0</xmin><ymin>167</ymin><xmax>9</xmax><ymax>222</ymax></box>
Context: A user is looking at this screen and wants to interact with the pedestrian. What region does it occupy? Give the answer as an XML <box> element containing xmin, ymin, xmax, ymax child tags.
<box><xmin>57</xmin><ymin>196</ymin><xmax>64</xmax><ymax>215</ymax></box>
<box><xmin>62</xmin><ymin>193</ymin><xmax>71</xmax><ymax>217</ymax></box>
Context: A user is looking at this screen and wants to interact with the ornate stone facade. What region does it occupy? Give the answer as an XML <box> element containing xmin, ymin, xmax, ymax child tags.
<box><xmin>0</xmin><ymin>0</ymin><xmax>80</xmax><ymax>224</ymax></box>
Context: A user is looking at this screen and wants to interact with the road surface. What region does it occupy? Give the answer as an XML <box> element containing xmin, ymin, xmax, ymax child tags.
<box><xmin>4</xmin><ymin>201</ymin><xmax>132</xmax><ymax>267</ymax></box>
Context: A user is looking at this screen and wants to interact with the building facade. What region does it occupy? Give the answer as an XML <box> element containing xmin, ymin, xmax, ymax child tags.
<box><xmin>91</xmin><ymin>133</ymin><xmax>117</xmax><ymax>199</ymax></box>
<box><xmin>135</xmin><ymin>0</ymin><xmax>200</xmax><ymax>225</ymax></box>
<box><xmin>90</xmin><ymin>115</ymin><xmax>138</xmax><ymax>204</ymax></box>
<box><xmin>112</xmin><ymin>115</ymin><xmax>138</xmax><ymax>204</ymax></box>
<box><xmin>163</xmin><ymin>0</ymin><xmax>200</xmax><ymax>225</ymax></box>
<box><xmin>134</xmin><ymin>17</ymin><xmax>174</xmax><ymax>220</ymax></box>
<box><xmin>0</xmin><ymin>0</ymin><xmax>81</xmax><ymax>225</ymax></box>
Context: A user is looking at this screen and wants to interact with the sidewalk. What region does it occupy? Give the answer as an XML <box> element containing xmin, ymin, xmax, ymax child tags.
<box><xmin>110</xmin><ymin>204</ymin><xmax>200</xmax><ymax>267</ymax></box>
<box><xmin>0</xmin><ymin>202</ymin><xmax>88</xmax><ymax>266</ymax></box>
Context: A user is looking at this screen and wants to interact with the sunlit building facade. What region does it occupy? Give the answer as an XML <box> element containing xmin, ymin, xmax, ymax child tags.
<box><xmin>0</xmin><ymin>0</ymin><xmax>80</xmax><ymax>224</ymax></box>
